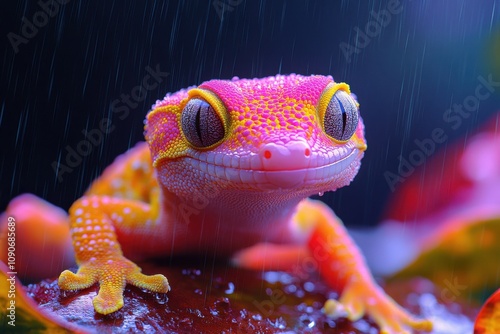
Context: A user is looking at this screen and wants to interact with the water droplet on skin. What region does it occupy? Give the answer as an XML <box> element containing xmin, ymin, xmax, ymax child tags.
<box><xmin>318</xmin><ymin>192</ymin><xmax>324</xmax><ymax>197</ymax></box>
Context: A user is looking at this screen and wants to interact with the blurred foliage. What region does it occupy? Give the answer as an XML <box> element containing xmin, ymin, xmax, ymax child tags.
<box><xmin>391</xmin><ymin>217</ymin><xmax>500</xmax><ymax>303</ymax></box>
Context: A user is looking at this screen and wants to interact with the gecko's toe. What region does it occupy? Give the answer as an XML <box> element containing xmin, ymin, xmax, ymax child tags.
<box><xmin>93</xmin><ymin>287</ymin><xmax>125</xmax><ymax>315</ymax></box>
<box><xmin>128</xmin><ymin>272</ymin><xmax>170</xmax><ymax>293</ymax></box>
<box><xmin>323</xmin><ymin>280</ymin><xmax>432</xmax><ymax>334</ymax></box>
<box><xmin>58</xmin><ymin>267</ymin><xmax>97</xmax><ymax>290</ymax></box>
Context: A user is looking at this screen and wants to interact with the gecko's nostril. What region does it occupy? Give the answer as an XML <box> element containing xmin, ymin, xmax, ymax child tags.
<box><xmin>259</xmin><ymin>140</ymin><xmax>311</xmax><ymax>171</ymax></box>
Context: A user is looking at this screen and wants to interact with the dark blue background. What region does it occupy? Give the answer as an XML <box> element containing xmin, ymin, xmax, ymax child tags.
<box><xmin>1</xmin><ymin>0</ymin><xmax>499</xmax><ymax>226</ymax></box>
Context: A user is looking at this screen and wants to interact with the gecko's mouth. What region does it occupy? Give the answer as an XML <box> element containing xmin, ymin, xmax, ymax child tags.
<box><xmin>185</xmin><ymin>148</ymin><xmax>362</xmax><ymax>189</ymax></box>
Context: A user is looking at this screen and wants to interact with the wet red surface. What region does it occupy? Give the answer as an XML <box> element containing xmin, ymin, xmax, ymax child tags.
<box><xmin>25</xmin><ymin>259</ymin><xmax>476</xmax><ymax>333</ymax></box>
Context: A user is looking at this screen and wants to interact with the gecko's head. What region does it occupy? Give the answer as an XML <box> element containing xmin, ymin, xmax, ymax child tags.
<box><xmin>146</xmin><ymin>74</ymin><xmax>366</xmax><ymax>201</ymax></box>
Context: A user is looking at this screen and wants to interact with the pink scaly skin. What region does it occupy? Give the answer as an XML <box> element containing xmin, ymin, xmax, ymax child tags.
<box><xmin>5</xmin><ymin>74</ymin><xmax>432</xmax><ymax>333</ymax></box>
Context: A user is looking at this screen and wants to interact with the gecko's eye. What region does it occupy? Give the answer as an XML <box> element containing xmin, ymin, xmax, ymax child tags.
<box><xmin>181</xmin><ymin>98</ymin><xmax>225</xmax><ymax>148</ymax></box>
<box><xmin>324</xmin><ymin>90</ymin><xmax>359</xmax><ymax>141</ymax></box>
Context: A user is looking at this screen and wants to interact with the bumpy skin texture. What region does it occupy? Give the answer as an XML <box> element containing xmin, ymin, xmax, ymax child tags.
<box><xmin>16</xmin><ymin>74</ymin><xmax>432</xmax><ymax>333</ymax></box>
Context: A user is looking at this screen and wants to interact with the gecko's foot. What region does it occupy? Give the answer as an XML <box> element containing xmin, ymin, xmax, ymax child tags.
<box><xmin>58</xmin><ymin>256</ymin><xmax>170</xmax><ymax>315</ymax></box>
<box><xmin>323</xmin><ymin>279</ymin><xmax>432</xmax><ymax>334</ymax></box>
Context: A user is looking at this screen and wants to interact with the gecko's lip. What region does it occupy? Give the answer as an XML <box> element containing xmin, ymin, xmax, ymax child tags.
<box><xmin>186</xmin><ymin>148</ymin><xmax>362</xmax><ymax>189</ymax></box>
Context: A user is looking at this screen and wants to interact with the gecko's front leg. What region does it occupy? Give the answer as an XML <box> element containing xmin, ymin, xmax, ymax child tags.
<box><xmin>232</xmin><ymin>199</ymin><xmax>432</xmax><ymax>333</ymax></box>
<box><xmin>58</xmin><ymin>196</ymin><xmax>170</xmax><ymax>314</ymax></box>
<box><xmin>301</xmin><ymin>199</ymin><xmax>432</xmax><ymax>334</ymax></box>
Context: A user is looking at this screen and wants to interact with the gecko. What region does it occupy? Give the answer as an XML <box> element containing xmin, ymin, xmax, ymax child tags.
<box><xmin>5</xmin><ymin>74</ymin><xmax>432</xmax><ymax>333</ymax></box>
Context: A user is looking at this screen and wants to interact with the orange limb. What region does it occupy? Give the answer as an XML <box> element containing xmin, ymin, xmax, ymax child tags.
<box><xmin>58</xmin><ymin>195</ymin><xmax>170</xmax><ymax>315</ymax></box>
<box><xmin>0</xmin><ymin>194</ymin><xmax>74</xmax><ymax>281</ymax></box>
<box><xmin>298</xmin><ymin>199</ymin><xmax>433</xmax><ymax>334</ymax></box>
<box><xmin>231</xmin><ymin>243</ymin><xmax>310</xmax><ymax>271</ymax></box>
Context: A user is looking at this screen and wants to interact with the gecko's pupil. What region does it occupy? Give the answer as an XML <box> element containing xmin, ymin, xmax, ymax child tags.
<box><xmin>324</xmin><ymin>90</ymin><xmax>359</xmax><ymax>141</ymax></box>
<box><xmin>181</xmin><ymin>98</ymin><xmax>225</xmax><ymax>148</ymax></box>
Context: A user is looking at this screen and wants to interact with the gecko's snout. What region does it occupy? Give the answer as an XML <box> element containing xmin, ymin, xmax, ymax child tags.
<box><xmin>259</xmin><ymin>140</ymin><xmax>311</xmax><ymax>171</ymax></box>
